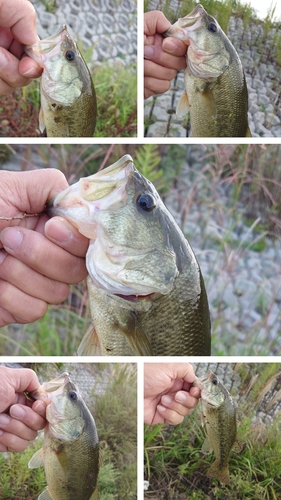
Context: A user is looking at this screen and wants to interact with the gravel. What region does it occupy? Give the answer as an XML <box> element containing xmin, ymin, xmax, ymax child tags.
<box><xmin>31</xmin><ymin>0</ymin><xmax>137</xmax><ymax>69</ymax></box>
<box><xmin>164</xmin><ymin>145</ymin><xmax>281</xmax><ymax>355</ymax></box>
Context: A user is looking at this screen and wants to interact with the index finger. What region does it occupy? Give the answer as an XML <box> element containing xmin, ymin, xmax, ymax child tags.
<box><xmin>8</xmin><ymin>367</ymin><xmax>40</xmax><ymax>394</ymax></box>
<box><xmin>144</xmin><ymin>10</ymin><xmax>171</xmax><ymax>36</ymax></box>
<box><xmin>0</xmin><ymin>0</ymin><xmax>38</xmax><ymax>45</ymax></box>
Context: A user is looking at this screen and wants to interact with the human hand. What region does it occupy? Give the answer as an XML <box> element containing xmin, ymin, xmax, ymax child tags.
<box><xmin>144</xmin><ymin>363</ymin><xmax>201</xmax><ymax>425</ymax></box>
<box><xmin>0</xmin><ymin>0</ymin><xmax>42</xmax><ymax>95</ymax></box>
<box><xmin>0</xmin><ymin>366</ymin><xmax>46</xmax><ymax>452</ymax></box>
<box><xmin>144</xmin><ymin>11</ymin><xmax>187</xmax><ymax>99</ymax></box>
<box><xmin>0</xmin><ymin>168</ymin><xmax>89</xmax><ymax>327</ymax></box>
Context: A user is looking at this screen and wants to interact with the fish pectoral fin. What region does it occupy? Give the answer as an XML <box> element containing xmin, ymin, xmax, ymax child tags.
<box><xmin>201</xmin><ymin>436</ymin><xmax>213</xmax><ymax>455</ymax></box>
<box><xmin>38</xmin><ymin>488</ymin><xmax>55</xmax><ymax>500</ymax></box>
<box><xmin>77</xmin><ymin>323</ymin><xmax>101</xmax><ymax>356</ymax></box>
<box><xmin>176</xmin><ymin>91</ymin><xmax>190</xmax><ymax>116</ymax></box>
<box><xmin>121</xmin><ymin>311</ymin><xmax>154</xmax><ymax>355</ymax></box>
<box><xmin>28</xmin><ymin>447</ymin><xmax>44</xmax><ymax>468</ymax></box>
<box><xmin>200</xmin><ymin>84</ymin><xmax>217</xmax><ymax>118</ymax></box>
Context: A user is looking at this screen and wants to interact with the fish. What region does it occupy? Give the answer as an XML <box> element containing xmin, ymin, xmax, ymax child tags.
<box><xmin>24</xmin><ymin>25</ymin><xmax>97</xmax><ymax>137</ymax></box>
<box><xmin>163</xmin><ymin>4</ymin><xmax>251</xmax><ymax>137</ymax></box>
<box><xmin>47</xmin><ymin>154</ymin><xmax>211</xmax><ymax>356</ymax></box>
<box><xmin>193</xmin><ymin>371</ymin><xmax>238</xmax><ymax>484</ymax></box>
<box><xmin>28</xmin><ymin>372</ymin><xmax>99</xmax><ymax>500</ymax></box>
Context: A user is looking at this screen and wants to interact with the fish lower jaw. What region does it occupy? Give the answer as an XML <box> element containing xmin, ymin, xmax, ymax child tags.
<box><xmin>115</xmin><ymin>292</ymin><xmax>155</xmax><ymax>302</ymax></box>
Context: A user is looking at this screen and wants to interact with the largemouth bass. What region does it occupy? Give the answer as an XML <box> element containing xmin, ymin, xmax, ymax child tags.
<box><xmin>164</xmin><ymin>5</ymin><xmax>251</xmax><ymax>137</ymax></box>
<box><xmin>28</xmin><ymin>373</ymin><xmax>99</xmax><ymax>500</ymax></box>
<box><xmin>47</xmin><ymin>154</ymin><xmax>211</xmax><ymax>356</ymax></box>
<box><xmin>193</xmin><ymin>371</ymin><xmax>238</xmax><ymax>484</ymax></box>
<box><xmin>25</xmin><ymin>25</ymin><xmax>97</xmax><ymax>137</ymax></box>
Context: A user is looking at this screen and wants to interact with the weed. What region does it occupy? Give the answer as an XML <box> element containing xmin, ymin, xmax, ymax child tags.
<box><xmin>94</xmin><ymin>62</ymin><xmax>137</xmax><ymax>137</ymax></box>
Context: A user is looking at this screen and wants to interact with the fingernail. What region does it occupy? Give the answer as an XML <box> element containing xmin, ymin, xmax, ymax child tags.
<box><xmin>157</xmin><ymin>404</ymin><xmax>167</xmax><ymax>412</ymax></box>
<box><xmin>0</xmin><ymin>51</ymin><xmax>8</xmax><ymax>69</ymax></box>
<box><xmin>161</xmin><ymin>395</ymin><xmax>173</xmax><ymax>405</ymax></box>
<box><xmin>175</xmin><ymin>392</ymin><xmax>188</xmax><ymax>403</ymax></box>
<box><xmin>45</xmin><ymin>218</ymin><xmax>73</xmax><ymax>244</ymax></box>
<box><xmin>0</xmin><ymin>249</ymin><xmax>7</xmax><ymax>264</ymax></box>
<box><xmin>22</xmin><ymin>64</ymin><xmax>42</xmax><ymax>78</ymax></box>
<box><xmin>0</xmin><ymin>414</ymin><xmax>11</xmax><ymax>425</ymax></box>
<box><xmin>1</xmin><ymin>228</ymin><xmax>23</xmax><ymax>251</ymax></box>
<box><xmin>10</xmin><ymin>405</ymin><xmax>25</xmax><ymax>419</ymax></box>
<box><xmin>163</xmin><ymin>39</ymin><xmax>178</xmax><ymax>54</ymax></box>
<box><xmin>144</xmin><ymin>45</ymin><xmax>154</xmax><ymax>58</ymax></box>
<box><xmin>33</xmin><ymin>400</ymin><xmax>46</xmax><ymax>415</ymax></box>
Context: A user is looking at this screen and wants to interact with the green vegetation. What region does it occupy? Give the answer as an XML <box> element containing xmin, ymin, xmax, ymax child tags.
<box><xmin>144</xmin><ymin>363</ymin><xmax>281</xmax><ymax>499</ymax></box>
<box><xmin>94</xmin><ymin>62</ymin><xmax>137</xmax><ymax>137</ymax></box>
<box><xmin>0</xmin><ymin>363</ymin><xmax>137</xmax><ymax>500</ymax></box>
<box><xmin>37</xmin><ymin>0</ymin><xmax>57</xmax><ymax>13</ymax></box>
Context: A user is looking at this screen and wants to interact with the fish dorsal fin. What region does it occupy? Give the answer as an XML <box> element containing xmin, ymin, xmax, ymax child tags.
<box><xmin>176</xmin><ymin>91</ymin><xmax>190</xmax><ymax>117</ymax></box>
<box><xmin>77</xmin><ymin>323</ymin><xmax>101</xmax><ymax>356</ymax></box>
<box><xmin>28</xmin><ymin>447</ymin><xmax>44</xmax><ymax>469</ymax></box>
<box><xmin>38</xmin><ymin>488</ymin><xmax>55</xmax><ymax>500</ymax></box>
<box><xmin>201</xmin><ymin>436</ymin><xmax>213</xmax><ymax>455</ymax></box>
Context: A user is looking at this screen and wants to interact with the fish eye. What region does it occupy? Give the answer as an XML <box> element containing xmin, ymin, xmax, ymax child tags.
<box><xmin>65</xmin><ymin>50</ymin><xmax>75</xmax><ymax>61</ymax></box>
<box><xmin>137</xmin><ymin>193</ymin><xmax>156</xmax><ymax>212</ymax></box>
<box><xmin>69</xmin><ymin>390</ymin><xmax>78</xmax><ymax>400</ymax></box>
<box><xmin>212</xmin><ymin>379</ymin><xmax>218</xmax><ymax>385</ymax></box>
<box><xmin>207</xmin><ymin>23</ymin><xmax>217</xmax><ymax>33</ymax></box>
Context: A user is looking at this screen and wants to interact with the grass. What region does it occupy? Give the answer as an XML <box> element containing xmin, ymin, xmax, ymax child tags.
<box><xmin>144</xmin><ymin>363</ymin><xmax>281</xmax><ymax>499</ymax></box>
<box><xmin>94</xmin><ymin>62</ymin><xmax>137</xmax><ymax>138</ymax></box>
<box><xmin>0</xmin><ymin>363</ymin><xmax>137</xmax><ymax>500</ymax></box>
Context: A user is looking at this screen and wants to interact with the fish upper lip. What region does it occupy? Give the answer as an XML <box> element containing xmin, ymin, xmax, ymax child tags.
<box><xmin>29</xmin><ymin>373</ymin><xmax>71</xmax><ymax>402</ymax></box>
<box><xmin>163</xmin><ymin>4</ymin><xmax>205</xmax><ymax>39</ymax></box>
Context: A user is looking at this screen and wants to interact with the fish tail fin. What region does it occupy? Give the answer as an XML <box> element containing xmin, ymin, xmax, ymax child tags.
<box><xmin>90</xmin><ymin>487</ymin><xmax>100</xmax><ymax>499</ymax></box>
<box><xmin>207</xmin><ymin>461</ymin><xmax>230</xmax><ymax>484</ymax></box>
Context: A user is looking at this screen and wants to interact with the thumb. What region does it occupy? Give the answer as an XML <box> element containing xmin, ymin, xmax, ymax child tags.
<box><xmin>44</xmin><ymin>216</ymin><xmax>89</xmax><ymax>258</ymax></box>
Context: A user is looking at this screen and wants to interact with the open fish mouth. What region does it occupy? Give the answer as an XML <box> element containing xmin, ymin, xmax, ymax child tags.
<box><xmin>47</xmin><ymin>155</ymin><xmax>134</xmax><ymax>238</ymax></box>
<box><xmin>24</xmin><ymin>25</ymin><xmax>69</xmax><ymax>65</ymax></box>
<box><xmin>28</xmin><ymin>372</ymin><xmax>70</xmax><ymax>403</ymax></box>
<box><xmin>163</xmin><ymin>4</ymin><xmax>205</xmax><ymax>40</ymax></box>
